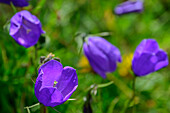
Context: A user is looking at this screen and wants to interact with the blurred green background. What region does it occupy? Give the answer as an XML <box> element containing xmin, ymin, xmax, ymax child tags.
<box><xmin>0</xmin><ymin>0</ymin><xmax>170</xmax><ymax>113</ymax></box>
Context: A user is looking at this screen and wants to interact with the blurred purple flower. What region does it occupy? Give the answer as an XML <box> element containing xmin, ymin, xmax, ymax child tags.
<box><xmin>83</xmin><ymin>37</ymin><xmax>122</xmax><ymax>78</ymax></box>
<box><xmin>0</xmin><ymin>0</ymin><xmax>29</xmax><ymax>7</ymax></box>
<box><xmin>10</xmin><ymin>10</ymin><xmax>45</xmax><ymax>48</ymax></box>
<box><xmin>132</xmin><ymin>39</ymin><xmax>169</xmax><ymax>76</ymax></box>
<box><xmin>114</xmin><ymin>0</ymin><xmax>143</xmax><ymax>15</ymax></box>
<box><xmin>35</xmin><ymin>60</ymin><xmax>78</xmax><ymax>107</ymax></box>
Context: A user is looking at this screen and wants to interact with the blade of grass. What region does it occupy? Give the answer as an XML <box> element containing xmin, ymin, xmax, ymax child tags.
<box><xmin>107</xmin><ymin>97</ymin><xmax>119</xmax><ymax>113</ymax></box>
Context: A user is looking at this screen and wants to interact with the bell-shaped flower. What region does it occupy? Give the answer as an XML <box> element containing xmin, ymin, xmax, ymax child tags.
<box><xmin>10</xmin><ymin>10</ymin><xmax>45</xmax><ymax>48</ymax></box>
<box><xmin>114</xmin><ymin>0</ymin><xmax>143</xmax><ymax>15</ymax></box>
<box><xmin>0</xmin><ymin>0</ymin><xmax>29</xmax><ymax>7</ymax></box>
<box><xmin>34</xmin><ymin>60</ymin><xmax>78</xmax><ymax>107</ymax></box>
<box><xmin>132</xmin><ymin>39</ymin><xmax>169</xmax><ymax>76</ymax></box>
<box><xmin>83</xmin><ymin>36</ymin><xmax>121</xmax><ymax>78</ymax></box>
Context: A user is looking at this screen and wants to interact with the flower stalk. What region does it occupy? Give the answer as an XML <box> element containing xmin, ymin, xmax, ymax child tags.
<box><xmin>40</xmin><ymin>104</ymin><xmax>47</xmax><ymax>113</ymax></box>
<box><xmin>131</xmin><ymin>76</ymin><xmax>136</xmax><ymax>113</ymax></box>
<box><xmin>10</xmin><ymin>2</ymin><xmax>17</xmax><ymax>13</ymax></box>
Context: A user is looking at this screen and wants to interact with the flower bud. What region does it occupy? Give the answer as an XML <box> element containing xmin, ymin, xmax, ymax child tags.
<box><xmin>83</xmin><ymin>37</ymin><xmax>121</xmax><ymax>78</ymax></box>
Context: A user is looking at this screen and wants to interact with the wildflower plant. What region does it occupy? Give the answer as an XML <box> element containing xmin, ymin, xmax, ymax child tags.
<box><xmin>0</xmin><ymin>1</ymin><xmax>170</xmax><ymax>113</ymax></box>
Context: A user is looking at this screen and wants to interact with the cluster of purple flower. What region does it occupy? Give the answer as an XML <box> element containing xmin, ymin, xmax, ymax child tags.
<box><xmin>8</xmin><ymin>10</ymin><xmax>79</xmax><ymax>106</ymax></box>
<box><xmin>83</xmin><ymin>37</ymin><xmax>168</xmax><ymax>78</ymax></box>
<box><xmin>1</xmin><ymin>0</ymin><xmax>169</xmax><ymax>108</ymax></box>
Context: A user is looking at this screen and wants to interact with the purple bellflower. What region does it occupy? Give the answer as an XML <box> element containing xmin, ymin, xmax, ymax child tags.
<box><xmin>0</xmin><ymin>0</ymin><xmax>29</xmax><ymax>7</ymax></box>
<box><xmin>114</xmin><ymin>0</ymin><xmax>143</xmax><ymax>15</ymax></box>
<box><xmin>132</xmin><ymin>39</ymin><xmax>169</xmax><ymax>76</ymax></box>
<box><xmin>83</xmin><ymin>37</ymin><xmax>122</xmax><ymax>78</ymax></box>
<box><xmin>35</xmin><ymin>60</ymin><xmax>78</xmax><ymax>107</ymax></box>
<box><xmin>10</xmin><ymin>10</ymin><xmax>45</xmax><ymax>48</ymax></box>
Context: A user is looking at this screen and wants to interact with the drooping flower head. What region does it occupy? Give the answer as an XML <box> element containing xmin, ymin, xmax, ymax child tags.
<box><xmin>132</xmin><ymin>39</ymin><xmax>169</xmax><ymax>76</ymax></box>
<box><xmin>83</xmin><ymin>36</ymin><xmax>122</xmax><ymax>78</ymax></box>
<box><xmin>35</xmin><ymin>60</ymin><xmax>78</xmax><ymax>107</ymax></box>
<box><xmin>0</xmin><ymin>0</ymin><xmax>29</xmax><ymax>7</ymax></box>
<box><xmin>10</xmin><ymin>10</ymin><xmax>45</xmax><ymax>48</ymax></box>
<box><xmin>114</xmin><ymin>0</ymin><xmax>143</xmax><ymax>15</ymax></box>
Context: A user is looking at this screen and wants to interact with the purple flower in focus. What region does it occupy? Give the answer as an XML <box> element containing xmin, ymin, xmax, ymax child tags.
<box><xmin>132</xmin><ymin>39</ymin><xmax>169</xmax><ymax>76</ymax></box>
<box><xmin>0</xmin><ymin>0</ymin><xmax>29</xmax><ymax>7</ymax></box>
<box><xmin>83</xmin><ymin>37</ymin><xmax>122</xmax><ymax>78</ymax></box>
<box><xmin>114</xmin><ymin>0</ymin><xmax>143</xmax><ymax>15</ymax></box>
<box><xmin>10</xmin><ymin>10</ymin><xmax>45</xmax><ymax>48</ymax></box>
<box><xmin>35</xmin><ymin>60</ymin><xmax>78</xmax><ymax>107</ymax></box>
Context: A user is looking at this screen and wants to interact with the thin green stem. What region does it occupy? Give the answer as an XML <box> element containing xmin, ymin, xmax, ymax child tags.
<box><xmin>35</xmin><ymin>45</ymin><xmax>38</xmax><ymax>61</ymax></box>
<box><xmin>40</xmin><ymin>104</ymin><xmax>47</xmax><ymax>113</ymax></box>
<box><xmin>107</xmin><ymin>97</ymin><xmax>119</xmax><ymax>113</ymax></box>
<box><xmin>24</xmin><ymin>103</ymin><xmax>40</xmax><ymax>109</ymax></box>
<box><xmin>51</xmin><ymin>107</ymin><xmax>61</xmax><ymax>113</ymax></box>
<box><xmin>10</xmin><ymin>2</ymin><xmax>17</xmax><ymax>13</ymax></box>
<box><xmin>34</xmin><ymin>45</ymin><xmax>38</xmax><ymax>75</ymax></box>
<box><xmin>26</xmin><ymin>108</ymin><xmax>31</xmax><ymax>113</ymax></box>
<box><xmin>33</xmin><ymin>0</ymin><xmax>46</xmax><ymax>14</ymax></box>
<box><xmin>89</xmin><ymin>32</ymin><xmax>111</xmax><ymax>37</ymax></box>
<box><xmin>132</xmin><ymin>76</ymin><xmax>136</xmax><ymax>100</ymax></box>
<box><xmin>78</xmin><ymin>33</ymin><xmax>87</xmax><ymax>57</ymax></box>
<box><xmin>132</xmin><ymin>76</ymin><xmax>136</xmax><ymax>113</ymax></box>
<box><xmin>97</xmin><ymin>81</ymin><xmax>114</xmax><ymax>88</ymax></box>
<box><xmin>107</xmin><ymin>73</ymin><xmax>133</xmax><ymax>98</ymax></box>
<box><xmin>68</xmin><ymin>98</ymin><xmax>76</xmax><ymax>101</ymax></box>
<box><xmin>24</xmin><ymin>103</ymin><xmax>40</xmax><ymax>113</ymax></box>
<box><xmin>118</xmin><ymin>74</ymin><xmax>136</xmax><ymax>113</ymax></box>
<box><xmin>85</xmin><ymin>81</ymin><xmax>114</xmax><ymax>92</ymax></box>
<box><xmin>124</xmin><ymin>76</ymin><xmax>136</xmax><ymax>113</ymax></box>
<box><xmin>78</xmin><ymin>42</ymin><xmax>83</xmax><ymax>57</ymax></box>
